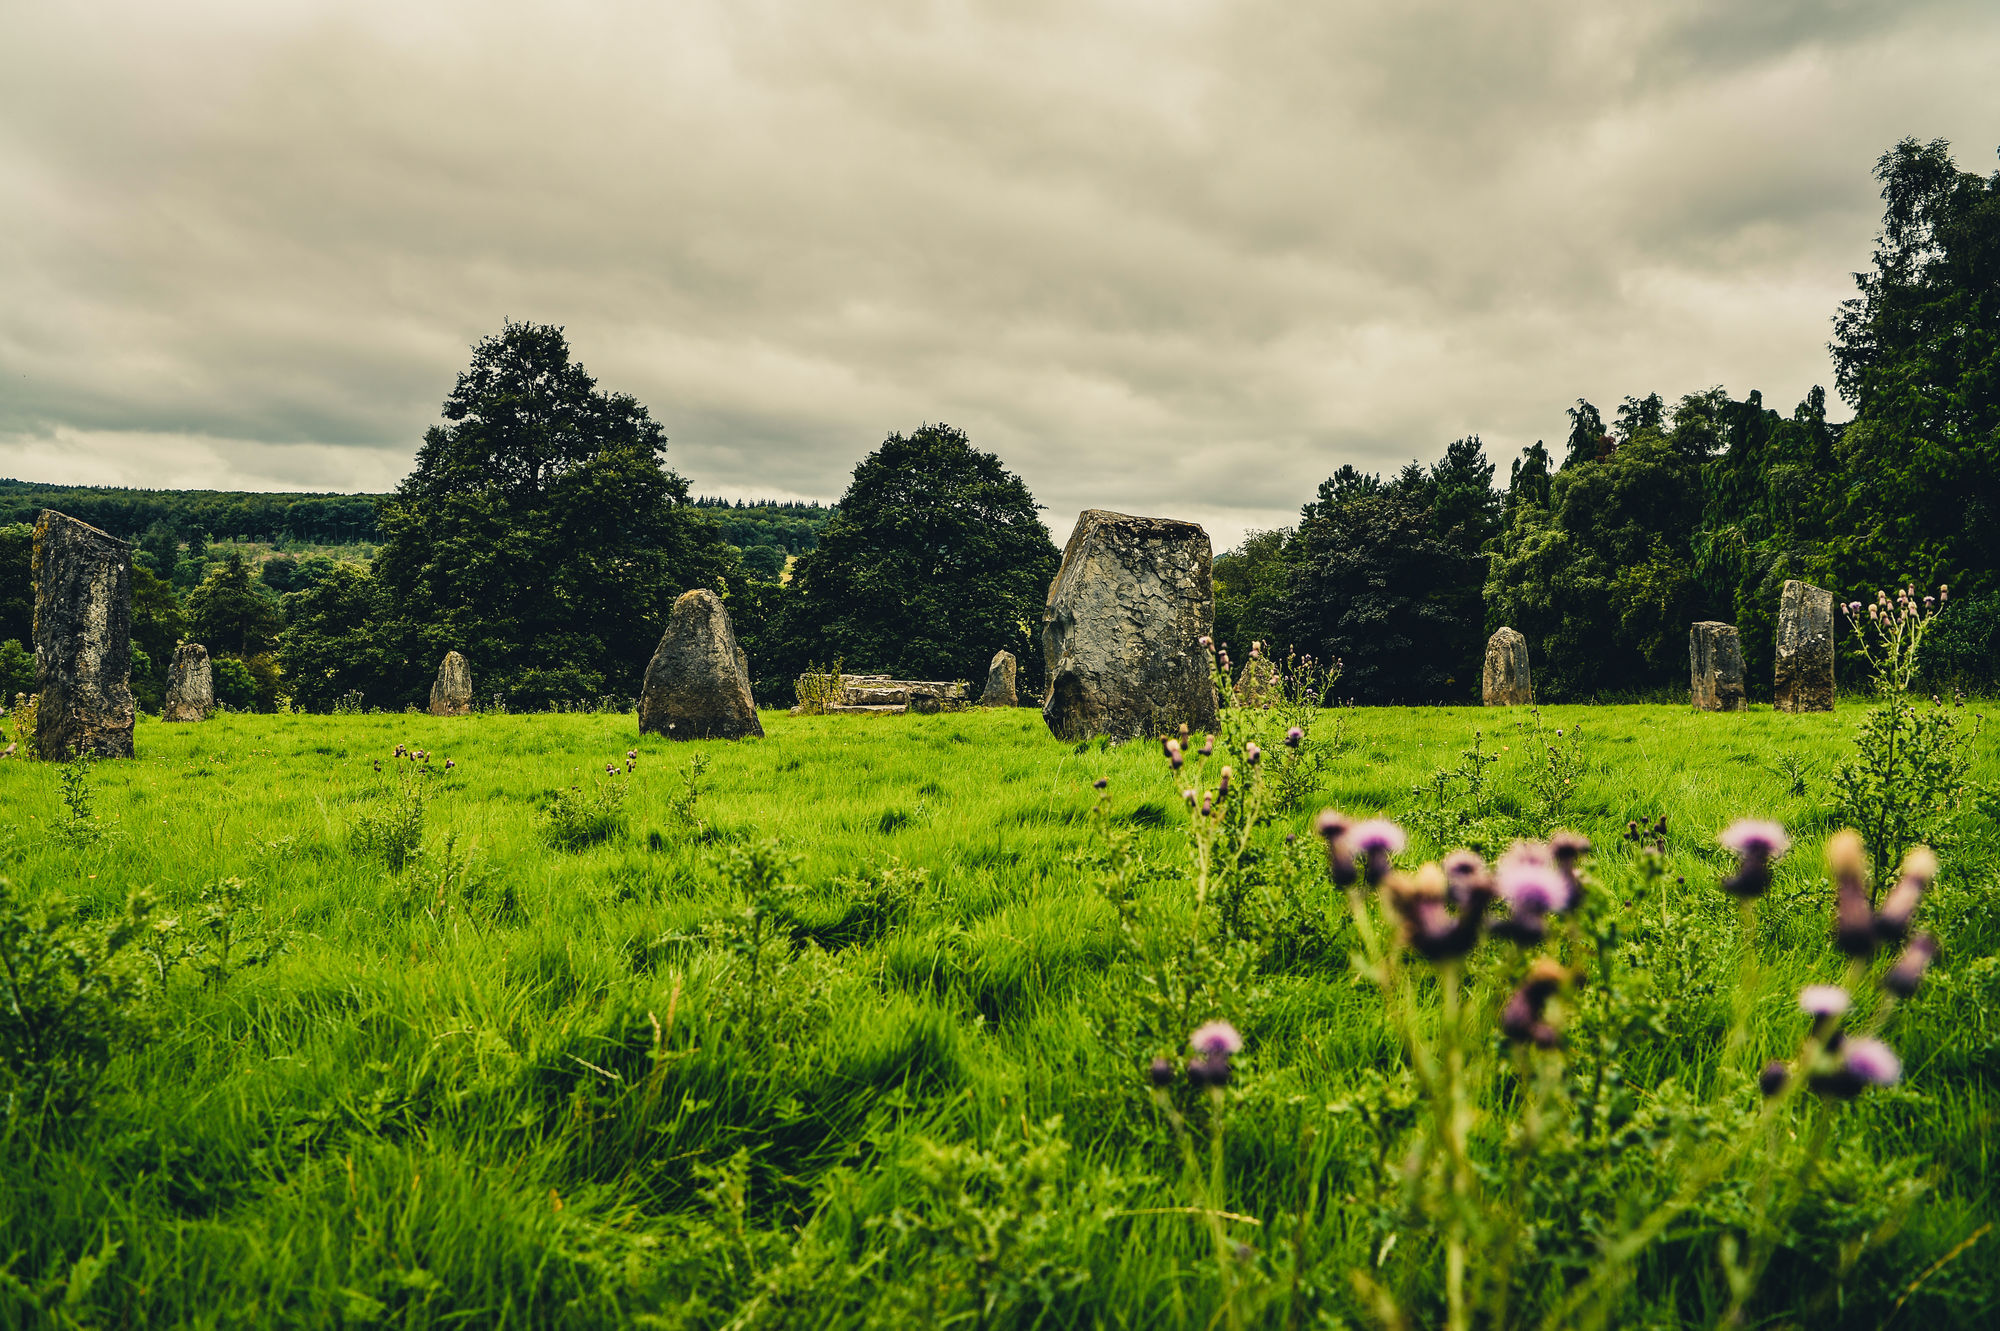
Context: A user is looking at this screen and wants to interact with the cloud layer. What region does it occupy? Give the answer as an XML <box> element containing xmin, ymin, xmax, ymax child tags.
<box><xmin>3</xmin><ymin>1</ymin><xmax>1995</xmax><ymax>545</ymax></box>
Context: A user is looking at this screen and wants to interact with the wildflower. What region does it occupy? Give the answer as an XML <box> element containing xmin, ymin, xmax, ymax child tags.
<box><xmin>1810</xmin><ymin>1036</ymin><xmax>1901</xmax><ymax>1099</ymax></box>
<box><xmin>1348</xmin><ymin>819</ymin><xmax>1405</xmax><ymax>886</ymax></box>
<box><xmin>1216</xmin><ymin>766</ymin><xmax>1232</xmax><ymax>799</ymax></box>
<box><xmin>1718</xmin><ymin>818</ymin><xmax>1790</xmax><ymax>898</ymax></box>
<box><xmin>1190</xmin><ymin>1021</ymin><xmax>1243</xmax><ymax>1056</ymax></box>
<box><xmin>627</xmin><ymin>749</ymin><xmax>638</xmax><ymax>761</ymax></box>
<box><xmin>1200</xmin><ymin>796</ymin><xmax>1214</xmax><ymax>818</ymax></box>
<box><xmin>1148</xmin><ymin>1057</ymin><xmax>1177</xmax><ymax>1087</ymax></box>
<box><xmin>1882</xmin><ymin>933</ymin><xmax>1938</xmax><ymax>999</ymax></box>
<box><xmin>444</xmin><ymin>758</ymin><xmax>455</xmax><ymax>771</ymax></box>
<box><xmin>1284</xmin><ymin>726</ymin><xmax>1303</xmax><ymax>748</ymax></box>
<box><xmin>1165</xmin><ymin>738</ymin><xmax>1184</xmax><ymax>771</ymax></box>
<box><xmin>1384</xmin><ymin>862</ymin><xmax>1491</xmax><ymax>961</ymax></box>
<box><xmin>1244</xmin><ymin>742</ymin><xmax>1261</xmax><ymax>766</ymax></box>
<box><xmin>1198</xmin><ymin>736</ymin><xmax>1214</xmax><ymax>758</ymax></box>
<box><xmin>1799</xmin><ymin>984</ymin><xmax>1849</xmax><ymax>1019</ymax></box>
<box><xmin>1500</xmin><ymin>958</ymin><xmax>1571</xmax><ymax>1047</ymax></box>
<box><xmin>1093</xmin><ymin>777</ymin><xmax>1108</xmax><ymax>790</ymax></box>
<box><xmin>1440</xmin><ymin>848</ymin><xmax>1492</xmax><ymax>906</ymax></box>
<box><xmin>1492</xmin><ymin>841</ymin><xmax>1576</xmax><ymax>941</ymax></box>
<box><xmin>1874</xmin><ymin>846</ymin><xmax>1936</xmax><ymax>942</ymax></box>
<box><xmin>1759</xmin><ymin>1061</ymin><xmax>1791</xmax><ymax>1097</ymax></box>
<box><xmin>1316</xmin><ymin>810</ymin><xmax>1357</xmax><ymax>886</ymax></box>
<box><xmin>1828</xmin><ymin>830</ymin><xmax>1876</xmax><ymax>957</ymax></box>
<box><xmin>1187</xmin><ymin>1054</ymin><xmax>1232</xmax><ymax>1087</ymax></box>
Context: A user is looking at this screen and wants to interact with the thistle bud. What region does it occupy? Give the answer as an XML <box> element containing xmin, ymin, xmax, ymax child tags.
<box><xmin>1827</xmin><ymin>830</ymin><xmax>1876</xmax><ymax>958</ymax></box>
<box><xmin>1874</xmin><ymin>846</ymin><xmax>1936</xmax><ymax>942</ymax></box>
<box><xmin>1244</xmin><ymin>742</ymin><xmax>1261</xmax><ymax>765</ymax></box>
<box><xmin>1759</xmin><ymin>1061</ymin><xmax>1790</xmax><ymax>1097</ymax></box>
<box><xmin>1882</xmin><ymin>932</ymin><xmax>1938</xmax><ymax>999</ymax></box>
<box><xmin>1148</xmin><ymin>1057</ymin><xmax>1177</xmax><ymax>1087</ymax></box>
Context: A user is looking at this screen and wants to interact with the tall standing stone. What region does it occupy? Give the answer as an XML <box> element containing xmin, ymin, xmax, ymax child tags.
<box><xmin>1773</xmin><ymin>580</ymin><xmax>1836</xmax><ymax>713</ymax></box>
<box><xmin>429</xmin><ymin>650</ymin><xmax>474</xmax><ymax>716</ymax></box>
<box><xmin>1041</xmin><ymin>509</ymin><xmax>1219</xmax><ymax>741</ymax></box>
<box><xmin>32</xmin><ymin>511</ymin><xmax>135</xmax><ymax>759</ymax></box>
<box><xmin>1482</xmin><ymin>627</ymin><xmax>1533</xmax><ymax>706</ymax></box>
<box><xmin>162</xmin><ymin>643</ymin><xmax>215</xmax><ymax>722</ymax></box>
<box><xmin>979</xmin><ymin>650</ymin><xmax>1018</xmax><ymax>707</ymax></box>
<box><xmin>638</xmin><ymin>589</ymin><xmax>764</xmax><ymax>740</ymax></box>
<box><xmin>1690</xmin><ymin>622</ymin><xmax>1747</xmax><ymax>712</ymax></box>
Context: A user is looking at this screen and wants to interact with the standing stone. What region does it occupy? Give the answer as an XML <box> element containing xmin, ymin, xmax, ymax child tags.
<box><xmin>32</xmin><ymin>511</ymin><xmax>135</xmax><ymax>760</ymax></box>
<box><xmin>1235</xmin><ymin>654</ymin><xmax>1279</xmax><ymax>708</ymax></box>
<box><xmin>1041</xmin><ymin>509</ymin><xmax>1219</xmax><ymax>741</ymax></box>
<box><xmin>1482</xmin><ymin>627</ymin><xmax>1533</xmax><ymax>706</ymax></box>
<box><xmin>429</xmin><ymin>650</ymin><xmax>474</xmax><ymax>717</ymax></box>
<box><xmin>638</xmin><ymin>589</ymin><xmax>764</xmax><ymax>740</ymax></box>
<box><xmin>1690</xmin><ymin>622</ymin><xmax>1747</xmax><ymax>712</ymax></box>
<box><xmin>1773</xmin><ymin>580</ymin><xmax>1836</xmax><ymax>713</ymax></box>
<box><xmin>979</xmin><ymin>650</ymin><xmax>1018</xmax><ymax>707</ymax></box>
<box><xmin>162</xmin><ymin>643</ymin><xmax>215</xmax><ymax>722</ymax></box>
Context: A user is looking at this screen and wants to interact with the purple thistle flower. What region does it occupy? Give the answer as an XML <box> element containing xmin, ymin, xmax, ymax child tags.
<box><xmin>1441</xmin><ymin>849</ymin><xmax>1491</xmax><ymax>905</ymax></box>
<box><xmin>1284</xmin><ymin>726</ymin><xmax>1303</xmax><ymax>748</ymax></box>
<box><xmin>1216</xmin><ymin>766</ymin><xmax>1232</xmax><ymax>799</ymax></box>
<box><xmin>1719</xmin><ymin>819</ymin><xmax>1789</xmax><ymax>898</ymax></box>
<box><xmin>1799</xmin><ymin>984</ymin><xmax>1849</xmax><ymax>1018</ymax></box>
<box><xmin>1316</xmin><ymin>810</ymin><xmax>1356</xmax><ymax>885</ymax></box>
<box><xmin>1874</xmin><ymin>846</ymin><xmax>1936</xmax><ymax>942</ymax></box>
<box><xmin>1148</xmin><ymin>1057</ymin><xmax>1177</xmax><ymax>1087</ymax></box>
<box><xmin>627</xmin><ymin>749</ymin><xmax>637</xmax><ymax>761</ymax></box>
<box><xmin>1244</xmin><ymin>742</ymin><xmax>1261</xmax><ymax>766</ymax></box>
<box><xmin>1190</xmin><ymin>1021</ymin><xmax>1243</xmax><ymax>1056</ymax></box>
<box><xmin>1385</xmin><ymin>863</ymin><xmax>1492</xmax><ymax>962</ymax></box>
<box><xmin>444</xmin><ymin>758</ymin><xmax>455</xmax><ymax>770</ymax></box>
<box><xmin>1496</xmin><ymin>842</ymin><xmax>1575</xmax><ymax>914</ymax></box>
<box><xmin>1186</xmin><ymin>1053</ymin><xmax>1232</xmax><ymax>1087</ymax></box>
<box><xmin>1828</xmin><ymin>831</ymin><xmax>1877</xmax><ymax>958</ymax></box>
<box><xmin>1759</xmin><ymin>1061</ymin><xmax>1790</xmax><ymax>1097</ymax></box>
<box><xmin>1882</xmin><ymin>932</ymin><xmax>1938</xmax><ymax>999</ymax></box>
<box><xmin>1198</xmin><ymin>636</ymin><xmax>1212</xmax><ymax>649</ymax></box>
<box><xmin>1812</xmin><ymin>1036</ymin><xmax>1902</xmax><ymax>1099</ymax></box>
<box><xmin>1349</xmin><ymin>819</ymin><xmax>1405</xmax><ymax>886</ymax></box>
<box><xmin>1499</xmin><ymin>959</ymin><xmax>1569</xmax><ymax>1047</ymax></box>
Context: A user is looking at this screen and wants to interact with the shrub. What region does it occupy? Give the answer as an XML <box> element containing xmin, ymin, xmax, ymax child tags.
<box><xmin>212</xmin><ymin>656</ymin><xmax>256</xmax><ymax>710</ymax></box>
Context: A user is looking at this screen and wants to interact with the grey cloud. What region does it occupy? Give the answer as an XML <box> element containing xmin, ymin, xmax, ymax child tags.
<box><xmin>2</xmin><ymin>0</ymin><xmax>1996</xmax><ymax>548</ymax></box>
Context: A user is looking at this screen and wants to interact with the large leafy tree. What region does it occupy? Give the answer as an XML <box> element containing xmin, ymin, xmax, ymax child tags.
<box><xmin>1212</xmin><ymin>528</ymin><xmax>1293</xmax><ymax>658</ymax></box>
<box><xmin>783</xmin><ymin>424</ymin><xmax>1058</xmax><ymax>691</ymax></box>
<box><xmin>1831</xmin><ymin>137</ymin><xmax>2000</xmax><ymax>598</ymax></box>
<box><xmin>276</xmin><ymin>564</ymin><xmax>394</xmax><ymax>711</ymax></box>
<box><xmin>372</xmin><ymin>321</ymin><xmax>734</xmax><ymax>706</ymax></box>
<box><xmin>0</xmin><ymin>523</ymin><xmax>30</xmax><ymax>649</ymax></box>
<box><xmin>185</xmin><ymin>553</ymin><xmax>278</xmax><ymax>658</ymax></box>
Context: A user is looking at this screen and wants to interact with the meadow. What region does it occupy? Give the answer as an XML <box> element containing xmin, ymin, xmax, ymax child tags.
<box><xmin>1</xmin><ymin>700</ymin><xmax>1996</xmax><ymax>1328</ymax></box>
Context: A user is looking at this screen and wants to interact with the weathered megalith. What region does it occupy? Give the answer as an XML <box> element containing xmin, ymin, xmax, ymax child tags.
<box><xmin>1690</xmin><ymin>621</ymin><xmax>1747</xmax><ymax>712</ymax></box>
<box><xmin>1234</xmin><ymin>653</ymin><xmax>1279</xmax><ymax>708</ymax></box>
<box><xmin>32</xmin><ymin>511</ymin><xmax>135</xmax><ymax>759</ymax></box>
<box><xmin>1041</xmin><ymin>509</ymin><xmax>1219</xmax><ymax>741</ymax></box>
<box><xmin>162</xmin><ymin>643</ymin><xmax>215</xmax><ymax>722</ymax></box>
<box><xmin>1773</xmin><ymin>579</ymin><xmax>1836</xmax><ymax>713</ymax></box>
<box><xmin>979</xmin><ymin>650</ymin><xmax>1018</xmax><ymax>707</ymax></box>
<box><xmin>1482</xmin><ymin>627</ymin><xmax>1533</xmax><ymax>706</ymax></box>
<box><xmin>638</xmin><ymin>589</ymin><xmax>764</xmax><ymax>740</ymax></box>
<box><xmin>429</xmin><ymin>650</ymin><xmax>474</xmax><ymax>717</ymax></box>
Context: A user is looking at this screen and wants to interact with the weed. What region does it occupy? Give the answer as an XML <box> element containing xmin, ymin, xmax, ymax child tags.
<box><xmin>793</xmin><ymin>658</ymin><xmax>845</xmax><ymax>715</ymax></box>
<box><xmin>541</xmin><ymin>762</ymin><xmax>630</xmax><ymax>851</ymax></box>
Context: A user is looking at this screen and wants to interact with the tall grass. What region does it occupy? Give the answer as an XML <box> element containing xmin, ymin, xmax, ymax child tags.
<box><xmin>0</xmin><ymin>702</ymin><xmax>1994</xmax><ymax>1327</ymax></box>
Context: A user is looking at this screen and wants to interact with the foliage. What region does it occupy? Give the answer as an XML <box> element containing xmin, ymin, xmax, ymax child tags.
<box><xmin>0</xmin><ymin>638</ymin><xmax>33</xmax><ymax>703</ymax></box>
<box><xmin>274</xmin><ymin>561</ymin><xmax>394</xmax><ymax>711</ymax></box>
<box><xmin>184</xmin><ymin>552</ymin><xmax>279</xmax><ymax>659</ymax></box>
<box><xmin>1920</xmin><ymin>590</ymin><xmax>2000</xmax><ymax>692</ymax></box>
<box><xmin>782</xmin><ymin>423</ymin><xmax>1059</xmax><ymax>694</ymax></box>
<box><xmin>50</xmin><ymin>754</ymin><xmax>112</xmax><ymax>846</ymax></box>
<box><xmin>372</xmin><ymin>320</ymin><xmax>735</xmax><ymax>709</ymax></box>
<box><xmin>0</xmin><ymin>522</ymin><xmax>36</xmax><ymax>647</ymax></box>
<box><xmin>210</xmin><ymin>656</ymin><xmax>256</xmax><ymax>711</ymax></box>
<box><xmin>791</xmin><ymin>659</ymin><xmax>844</xmax><ymax>715</ymax></box>
<box><xmin>0</xmin><ymin>480</ymin><xmax>382</xmax><ymax>546</ymax></box>
<box><xmin>1211</xmin><ymin>528</ymin><xmax>1292</xmax><ymax>660</ymax></box>
<box><xmin>129</xmin><ymin>563</ymin><xmax>185</xmax><ymax>713</ymax></box>
<box><xmin>0</xmin><ymin>876</ymin><xmax>157</xmax><ymax>1120</ymax></box>
<box><xmin>541</xmin><ymin>763</ymin><xmax>631</xmax><ymax>851</ymax></box>
<box><xmin>350</xmin><ymin>745</ymin><xmax>448</xmax><ymax>873</ymax></box>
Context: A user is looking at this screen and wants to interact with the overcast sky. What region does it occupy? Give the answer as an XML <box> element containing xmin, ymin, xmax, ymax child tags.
<box><xmin>3</xmin><ymin>1</ymin><xmax>1996</xmax><ymax>549</ymax></box>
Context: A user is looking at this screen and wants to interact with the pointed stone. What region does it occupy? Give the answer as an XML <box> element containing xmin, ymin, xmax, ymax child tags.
<box><xmin>1234</xmin><ymin>654</ymin><xmax>1279</xmax><ymax>708</ymax></box>
<box><xmin>32</xmin><ymin>511</ymin><xmax>135</xmax><ymax>759</ymax></box>
<box><xmin>1773</xmin><ymin>580</ymin><xmax>1835</xmax><ymax>713</ymax></box>
<box><xmin>1482</xmin><ymin>627</ymin><xmax>1532</xmax><ymax>706</ymax></box>
<box><xmin>979</xmin><ymin>650</ymin><xmax>1018</xmax><ymax>706</ymax></box>
<box><xmin>1041</xmin><ymin>509</ymin><xmax>1218</xmax><ymax>741</ymax></box>
<box><xmin>162</xmin><ymin>643</ymin><xmax>214</xmax><ymax>722</ymax></box>
<box><xmin>1690</xmin><ymin>621</ymin><xmax>1747</xmax><ymax>712</ymax></box>
<box><xmin>638</xmin><ymin>590</ymin><xmax>764</xmax><ymax>740</ymax></box>
<box><xmin>429</xmin><ymin>650</ymin><xmax>474</xmax><ymax>716</ymax></box>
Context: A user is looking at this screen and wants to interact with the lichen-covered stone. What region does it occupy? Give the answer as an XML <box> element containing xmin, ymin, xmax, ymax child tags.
<box><xmin>162</xmin><ymin>643</ymin><xmax>214</xmax><ymax>722</ymax></box>
<box><xmin>32</xmin><ymin>511</ymin><xmax>135</xmax><ymax>759</ymax></box>
<box><xmin>1690</xmin><ymin>621</ymin><xmax>1747</xmax><ymax>712</ymax></box>
<box><xmin>1234</xmin><ymin>654</ymin><xmax>1279</xmax><ymax>708</ymax></box>
<box><xmin>429</xmin><ymin>650</ymin><xmax>474</xmax><ymax>716</ymax></box>
<box><xmin>1773</xmin><ymin>580</ymin><xmax>1835</xmax><ymax>713</ymax></box>
<box><xmin>1482</xmin><ymin>627</ymin><xmax>1532</xmax><ymax>706</ymax></box>
<box><xmin>1041</xmin><ymin>509</ymin><xmax>1218</xmax><ymax>741</ymax></box>
<box><xmin>979</xmin><ymin>651</ymin><xmax>1018</xmax><ymax>707</ymax></box>
<box><xmin>638</xmin><ymin>590</ymin><xmax>764</xmax><ymax>740</ymax></box>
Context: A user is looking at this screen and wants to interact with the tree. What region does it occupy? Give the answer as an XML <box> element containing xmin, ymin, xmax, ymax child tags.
<box><xmin>372</xmin><ymin>321</ymin><xmax>735</xmax><ymax>707</ymax></box>
<box><xmin>1830</xmin><ymin>137</ymin><xmax>2000</xmax><ymax>599</ymax></box>
<box><xmin>130</xmin><ymin>565</ymin><xmax>186</xmax><ymax>713</ymax></box>
<box><xmin>276</xmin><ymin>564</ymin><xmax>393</xmax><ymax>711</ymax></box>
<box><xmin>1504</xmin><ymin>442</ymin><xmax>1553</xmax><ymax>522</ymax></box>
<box><xmin>784</xmin><ymin>424</ymin><xmax>1059</xmax><ymax>691</ymax></box>
<box><xmin>185</xmin><ymin>553</ymin><xmax>279</xmax><ymax>658</ymax></box>
<box><xmin>1564</xmin><ymin>400</ymin><xmax>1611</xmax><ymax>468</ymax></box>
<box><xmin>1278</xmin><ymin>489</ymin><xmax>1478</xmax><ymax>704</ymax></box>
<box><xmin>1212</xmin><ymin>528</ymin><xmax>1293</xmax><ymax>658</ymax></box>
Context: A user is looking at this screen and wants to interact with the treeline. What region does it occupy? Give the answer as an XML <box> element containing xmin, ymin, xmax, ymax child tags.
<box><xmin>689</xmin><ymin>498</ymin><xmax>834</xmax><ymax>578</ymax></box>
<box><xmin>0</xmin><ymin>480</ymin><xmax>383</xmax><ymax>546</ymax></box>
<box><xmin>1217</xmin><ymin>137</ymin><xmax>2000</xmax><ymax>702</ymax></box>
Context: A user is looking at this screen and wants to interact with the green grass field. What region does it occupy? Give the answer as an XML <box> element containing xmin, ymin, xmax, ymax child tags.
<box><xmin>2</xmin><ymin>702</ymin><xmax>1996</xmax><ymax>1328</ymax></box>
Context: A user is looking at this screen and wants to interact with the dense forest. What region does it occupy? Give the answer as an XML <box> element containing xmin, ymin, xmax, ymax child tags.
<box><xmin>2</xmin><ymin>136</ymin><xmax>1997</xmax><ymax>712</ymax></box>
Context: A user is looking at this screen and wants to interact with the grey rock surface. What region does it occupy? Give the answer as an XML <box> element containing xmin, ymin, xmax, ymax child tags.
<box><xmin>32</xmin><ymin>511</ymin><xmax>135</xmax><ymax>759</ymax></box>
<box><xmin>1041</xmin><ymin>509</ymin><xmax>1218</xmax><ymax>741</ymax></box>
<box><xmin>1482</xmin><ymin>627</ymin><xmax>1533</xmax><ymax>706</ymax></box>
<box><xmin>1773</xmin><ymin>580</ymin><xmax>1836</xmax><ymax>713</ymax></box>
<box><xmin>638</xmin><ymin>590</ymin><xmax>765</xmax><ymax>740</ymax></box>
<box><xmin>429</xmin><ymin>650</ymin><xmax>474</xmax><ymax>716</ymax></box>
<box><xmin>979</xmin><ymin>651</ymin><xmax>1018</xmax><ymax>707</ymax></box>
<box><xmin>162</xmin><ymin>643</ymin><xmax>214</xmax><ymax>722</ymax></box>
<box><xmin>1690</xmin><ymin>621</ymin><xmax>1747</xmax><ymax>712</ymax></box>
